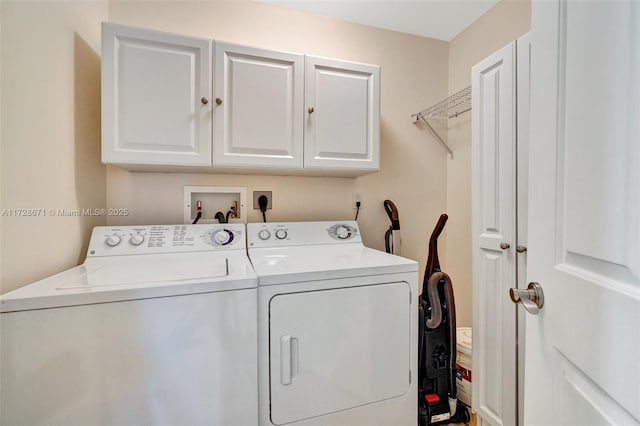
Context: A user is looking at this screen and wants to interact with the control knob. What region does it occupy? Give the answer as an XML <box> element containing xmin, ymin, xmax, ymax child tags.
<box><xmin>275</xmin><ymin>229</ymin><xmax>288</xmax><ymax>240</ymax></box>
<box><xmin>336</xmin><ymin>226</ymin><xmax>351</xmax><ymax>240</ymax></box>
<box><xmin>212</xmin><ymin>229</ymin><xmax>233</xmax><ymax>245</ymax></box>
<box><xmin>258</xmin><ymin>229</ymin><xmax>271</xmax><ymax>240</ymax></box>
<box><xmin>106</xmin><ymin>235</ymin><xmax>121</xmax><ymax>247</ymax></box>
<box><xmin>130</xmin><ymin>234</ymin><xmax>145</xmax><ymax>246</ymax></box>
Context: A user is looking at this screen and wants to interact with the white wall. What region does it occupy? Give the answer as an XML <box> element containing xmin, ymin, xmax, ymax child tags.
<box><xmin>0</xmin><ymin>1</ymin><xmax>108</xmax><ymax>293</ymax></box>
<box><xmin>106</xmin><ymin>0</ymin><xmax>450</xmax><ymax>290</ymax></box>
<box><xmin>444</xmin><ymin>0</ymin><xmax>531</xmax><ymax>326</ymax></box>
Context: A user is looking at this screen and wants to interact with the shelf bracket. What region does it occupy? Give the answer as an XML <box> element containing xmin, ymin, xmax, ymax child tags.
<box><xmin>416</xmin><ymin>114</ymin><xmax>454</xmax><ymax>159</ymax></box>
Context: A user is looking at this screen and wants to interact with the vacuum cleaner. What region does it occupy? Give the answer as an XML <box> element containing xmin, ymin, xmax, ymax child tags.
<box><xmin>418</xmin><ymin>214</ymin><xmax>470</xmax><ymax>425</ymax></box>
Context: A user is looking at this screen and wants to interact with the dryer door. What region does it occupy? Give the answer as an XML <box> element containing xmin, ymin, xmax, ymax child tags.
<box><xmin>269</xmin><ymin>282</ymin><xmax>411</xmax><ymax>425</ymax></box>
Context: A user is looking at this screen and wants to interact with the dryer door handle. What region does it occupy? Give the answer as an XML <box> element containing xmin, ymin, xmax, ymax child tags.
<box><xmin>280</xmin><ymin>334</ymin><xmax>299</xmax><ymax>385</ymax></box>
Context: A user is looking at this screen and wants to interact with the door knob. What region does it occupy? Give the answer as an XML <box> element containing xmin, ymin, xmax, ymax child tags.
<box><xmin>308</xmin><ymin>107</ymin><xmax>315</xmax><ymax>114</ymax></box>
<box><xmin>215</xmin><ymin>98</ymin><xmax>223</xmax><ymax>106</ymax></box>
<box><xmin>516</xmin><ymin>245</ymin><xmax>527</xmax><ymax>253</ymax></box>
<box><xmin>500</xmin><ymin>242</ymin><xmax>510</xmax><ymax>250</ymax></box>
<box><xmin>509</xmin><ymin>282</ymin><xmax>544</xmax><ymax>315</ymax></box>
<box><xmin>201</xmin><ymin>97</ymin><xmax>209</xmax><ymax>105</ymax></box>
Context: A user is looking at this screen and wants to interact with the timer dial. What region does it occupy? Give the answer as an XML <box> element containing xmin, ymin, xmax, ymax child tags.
<box><xmin>275</xmin><ymin>229</ymin><xmax>288</xmax><ymax>240</ymax></box>
<box><xmin>212</xmin><ymin>229</ymin><xmax>234</xmax><ymax>245</ymax></box>
<box><xmin>130</xmin><ymin>234</ymin><xmax>145</xmax><ymax>246</ymax></box>
<box><xmin>106</xmin><ymin>235</ymin><xmax>121</xmax><ymax>247</ymax></box>
<box><xmin>258</xmin><ymin>229</ymin><xmax>271</xmax><ymax>240</ymax></box>
<box><xmin>336</xmin><ymin>226</ymin><xmax>351</xmax><ymax>239</ymax></box>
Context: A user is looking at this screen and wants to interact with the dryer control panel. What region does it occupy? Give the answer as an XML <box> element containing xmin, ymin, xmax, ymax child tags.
<box><xmin>248</xmin><ymin>221</ymin><xmax>361</xmax><ymax>248</ymax></box>
<box><xmin>87</xmin><ymin>224</ymin><xmax>246</xmax><ymax>257</ymax></box>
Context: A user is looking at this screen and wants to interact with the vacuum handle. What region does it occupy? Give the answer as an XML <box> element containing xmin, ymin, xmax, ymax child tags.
<box><xmin>424</xmin><ymin>214</ymin><xmax>448</xmax><ymax>287</ymax></box>
<box><xmin>430</xmin><ymin>214</ymin><xmax>448</xmax><ymax>242</ymax></box>
<box><xmin>384</xmin><ymin>200</ymin><xmax>400</xmax><ymax>230</ymax></box>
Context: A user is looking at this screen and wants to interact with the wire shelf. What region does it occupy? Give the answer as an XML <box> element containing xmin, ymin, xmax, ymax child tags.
<box><xmin>411</xmin><ymin>86</ymin><xmax>472</xmax><ymax>159</ymax></box>
<box><xmin>417</xmin><ymin>86</ymin><xmax>471</xmax><ymax>119</ymax></box>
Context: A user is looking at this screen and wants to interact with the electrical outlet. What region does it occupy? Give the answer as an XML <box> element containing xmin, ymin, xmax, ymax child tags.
<box><xmin>253</xmin><ymin>191</ymin><xmax>272</xmax><ymax>209</ymax></box>
<box><xmin>352</xmin><ymin>192</ymin><xmax>363</xmax><ymax>210</ymax></box>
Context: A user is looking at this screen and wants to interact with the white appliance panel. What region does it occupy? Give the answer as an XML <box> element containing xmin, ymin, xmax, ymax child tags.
<box><xmin>0</xmin><ymin>252</ymin><xmax>255</xmax><ymax>313</ymax></box>
<box><xmin>88</xmin><ymin>223</ymin><xmax>247</xmax><ymax>256</ymax></box>
<box><xmin>1</xmin><ymin>223</ymin><xmax>258</xmax><ymax>425</ymax></box>
<box><xmin>269</xmin><ymin>282</ymin><xmax>411</xmax><ymax>425</ymax></box>
<box><xmin>248</xmin><ymin>221</ymin><xmax>361</xmax><ymax>248</ymax></box>
<box><xmin>0</xmin><ymin>289</ymin><xmax>258</xmax><ymax>426</ymax></box>
<box><xmin>250</xmin><ymin>245</ymin><xmax>416</xmax><ymax>285</ymax></box>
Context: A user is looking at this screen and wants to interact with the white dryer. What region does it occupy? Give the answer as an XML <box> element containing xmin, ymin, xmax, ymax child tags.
<box><xmin>248</xmin><ymin>221</ymin><xmax>418</xmax><ymax>426</ymax></box>
<box><xmin>0</xmin><ymin>224</ymin><xmax>257</xmax><ymax>426</ymax></box>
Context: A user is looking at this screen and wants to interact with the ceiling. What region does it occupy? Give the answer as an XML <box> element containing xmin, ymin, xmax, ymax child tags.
<box><xmin>257</xmin><ymin>0</ymin><xmax>499</xmax><ymax>42</ymax></box>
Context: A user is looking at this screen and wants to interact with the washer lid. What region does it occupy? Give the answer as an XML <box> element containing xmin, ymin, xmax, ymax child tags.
<box><xmin>0</xmin><ymin>252</ymin><xmax>256</xmax><ymax>312</ymax></box>
<box><xmin>248</xmin><ymin>244</ymin><xmax>417</xmax><ymax>286</ymax></box>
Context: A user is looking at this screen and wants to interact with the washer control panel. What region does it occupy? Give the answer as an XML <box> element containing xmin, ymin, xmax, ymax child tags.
<box><xmin>248</xmin><ymin>221</ymin><xmax>361</xmax><ymax>248</ymax></box>
<box><xmin>87</xmin><ymin>224</ymin><xmax>246</xmax><ymax>257</ymax></box>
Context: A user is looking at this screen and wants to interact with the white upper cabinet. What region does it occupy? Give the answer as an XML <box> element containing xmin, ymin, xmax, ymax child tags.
<box><xmin>102</xmin><ymin>23</ymin><xmax>212</xmax><ymax>167</ymax></box>
<box><xmin>101</xmin><ymin>24</ymin><xmax>381</xmax><ymax>176</ymax></box>
<box><xmin>214</xmin><ymin>43</ymin><xmax>304</xmax><ymax>168</ymax></box>
<box><xmin>304</xmin><ymin>56</ymin><xmax>380</xmax><ymax>172</ymax></box>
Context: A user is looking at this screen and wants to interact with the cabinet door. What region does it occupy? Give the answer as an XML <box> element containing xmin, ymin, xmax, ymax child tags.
<box><xmin>471</xmin><ymin>41</ymin><xmax>517</xmax><ymax>426</ymax></box>
<box><xmin>214</xmin><ymin>43</ymin><xmax>303</xmax><ymax>168</ymax></box>
<box><xmin>304</xmin><ymin>56</ymin><xmax>380</xmax><ymax>171</ymax></box>
<box><xmin>102</xmin><ymin>23</ymin><xmax>212</xmax><ymax>167</ymax></box>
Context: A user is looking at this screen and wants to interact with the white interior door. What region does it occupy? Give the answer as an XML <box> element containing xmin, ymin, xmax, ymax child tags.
<box><xmin>214</xmin><ymin>43</ymin><xmax>303</xmax><ymax>168</ymax></box>
<box><xmin>471</xmin><ymin>41</ymin><xmax>517</xmax><ymax>426</ymax></box>
<box><xmin>269</xmin><ymin>283</ymin><xmax>410</xmax><ymax>425</ymax></box>
<box><xmin>515</xmin><ymin>33</ymin><xmax>531</xmax><ymax>426</ymax></box>
<box><xmin>526</xmin><ymin>1</ymin><xmax>640</xmax><ymax>424</ymax></box>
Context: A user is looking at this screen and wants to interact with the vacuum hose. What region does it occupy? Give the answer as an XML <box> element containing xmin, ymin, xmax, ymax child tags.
<box><xmin>424</xmin><ymin>272</ymin><xmax>444</xmax><ymax>329</ymax></box>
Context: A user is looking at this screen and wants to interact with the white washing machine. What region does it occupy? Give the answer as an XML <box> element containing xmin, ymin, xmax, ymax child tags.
<box><xmin>248</xmin><ymin>221</ymin><xmax>418</xmax><ymax>426</ymax></box>
<box><xmin>0</xmin><ymin>224</ymin><xmax>257</xmax><ymax>426</ymax></box>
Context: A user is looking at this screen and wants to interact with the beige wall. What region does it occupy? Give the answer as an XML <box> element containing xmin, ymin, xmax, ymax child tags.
<box><xmin>0</xmin><ymin>0</ymin><xmax>529</xmax><ymax>333</ymax></box>
<box><xmin>107</xmin><ymin>1</ymin><xmax>450</xmax><ymax>289</ymax></box>
<box><xmin>444</xmin><ymin>0</ymin><xmax>531</xmax><ymax>326</ymax></box>
<box><xmin>0</xmin><ymin>1</ymin><xmax>108</xmax><ymax>293</ymax></box>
